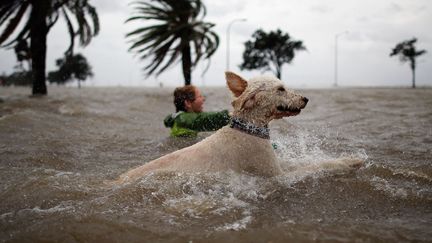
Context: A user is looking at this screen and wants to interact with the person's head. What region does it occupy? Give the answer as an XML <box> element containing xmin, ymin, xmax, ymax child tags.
<box><xmin>173</xmin><ymin>85</ymin><xmax>205</xmax><ymax>113</ymax></box>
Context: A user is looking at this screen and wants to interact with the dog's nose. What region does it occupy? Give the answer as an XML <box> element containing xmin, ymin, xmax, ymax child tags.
<box><xmin>303</xmin><ymin>97</ymin><xmax>309</xmax><ymax>104</ymax></box>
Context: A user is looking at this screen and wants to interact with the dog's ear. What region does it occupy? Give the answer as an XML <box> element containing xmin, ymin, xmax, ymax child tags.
<box><xmin>240</xmin><ymin>84</ymin><xmax>265</xmax><ymax>110</ymax></box>
<box><xmin>226</xmin><ymin>71</ymin><xmax>248</xmax><ymax>97</ymax></box>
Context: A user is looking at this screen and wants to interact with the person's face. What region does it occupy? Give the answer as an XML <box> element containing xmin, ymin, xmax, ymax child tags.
<box><xmin>186</xmin><ymin>88</ymin><xmax>205</xmax><ymax>112</ymax></box>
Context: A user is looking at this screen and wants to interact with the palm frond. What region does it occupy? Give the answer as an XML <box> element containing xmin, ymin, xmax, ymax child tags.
<box><xmin>127</xmin><ymin>25</ymin><xmax>171</xmax><ymax>51</ymax></box>
<box><xmin>415</xmin><ymin>49</ymin><xmax>427</xmax><ymax>57</ymax></box>
<box><xmin>85</xmin><ymin>4</ymin><xmax>99</xmax><ymax>36</ymax></box>
<box><xmin>144</xmin><ymin>40</ymin><xmax>175</xmax><ymax>75</ymax></box>
<box><xmin>1</xmin><ymin>0</ymin><xmax>99</xmax><ymax>52</ymax></box>
<box><xmin>125</xmin><ymin>24</ymin><xmax>166</xmax><ymax>38</ymax></box>
<box><xmin>0</xmin><ymin>0</ymin><xmax>21</xmax><ymax>25</ymax></box>
<box><xmin>156</xmin><ymin>43</ymin><xmax>182</xmax><ymax>74</ymax></box>
<box><xmin>0</xmin><ymin>2</ymin><xmax>29</xmax><ymax>45</ymax></box>
<box><xmin>3</xmin><ymin>16</ymin><xmax>31</xmax><ymax>47</ymax></box>
<box><xmin>72</xmin><ymin>5</ymin><xmax>91</xmax><ymax>46</ymax></box>
<box><xmin>61</xmin><ymin>7</ymin><xmax>75</xmax><ymax>55</ymax></box>
<box><xmin>147</xmin><ymin>42</ymin><xmax>180</xmax><ymax>75</ymax></box>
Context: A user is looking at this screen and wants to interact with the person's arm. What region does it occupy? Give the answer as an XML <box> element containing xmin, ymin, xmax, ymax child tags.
<box><xmin>177</xmin><ymin>110</ymin><xmax>230</xmax><ymax>132</ymax></box>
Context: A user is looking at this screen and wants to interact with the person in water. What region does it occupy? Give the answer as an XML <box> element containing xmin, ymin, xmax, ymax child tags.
<box><xmin>164</xmin><ymin>85</ymin><xmax>230</xmax><ymax>137</ymax></box>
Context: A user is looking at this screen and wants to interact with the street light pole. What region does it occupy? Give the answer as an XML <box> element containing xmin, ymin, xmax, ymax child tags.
<box><xmin>334</xmin><ymin>31</ymin><xmax>348</xmax><ymax>87</ymax></box>
<box><xmin>226</xmin><ymin>18</ymin><xmax>247</xmax><ymax>71</ymax></box>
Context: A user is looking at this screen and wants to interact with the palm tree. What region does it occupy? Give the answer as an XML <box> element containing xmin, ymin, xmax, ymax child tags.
<box><xmin>390</xmin><ymin>38</ymin><xmax>427</xmax><ymax>88</ymax></box>
<box><xmin>240</xmin><ymin>29</ymin><xmax>306</xmax><ymax>79</ymax></box>
<box><xmin>0</xmin><ymin>0</ymin><xmax>99</xmax><ymax>95</ymax></box>
<box><xmin>126</xmin><ymin>0</ymin><xmax>219</xmax><ymax>85</ymax></box>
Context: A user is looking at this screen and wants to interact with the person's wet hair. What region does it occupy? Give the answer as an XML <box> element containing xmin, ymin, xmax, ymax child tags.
<box><xmin>173</xmin><ymin>85</ymin><xmax>196</xmax><ymax>112</ymax></box>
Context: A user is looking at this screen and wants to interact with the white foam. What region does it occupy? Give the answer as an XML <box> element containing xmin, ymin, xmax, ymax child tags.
<box><xmin>58</xmin><ymin>104</ymin><xmax>84</xmax><ymax>115</ymax></box>
<box><xmin>215</xmin><ymin>216</ymin><xmax>253</xmax><ymax>231</ymax></box>
<box><xmin>16</xmin><ymin>204</ymin><xmax>75</xmax><ymax>215</ymax></box>
<box><xmin>370</xmin><ymin>176</ymin><xmax>408</xmax><ymax>198</ymax></box>
<box><xmin>273</xmin><ymin>127</ymin><xmax>368</xmax><ymax>177</ymax></box>
<box><xmin>0</xmin><ymin>212</ymin><xmax>14</xmax><ymax>219</ymax></box>
<box><xmin>54</xmin><ymin>171</ymin><xmax>74</xmax><ymax>177</ymax></box>
<box><xmin>0</xmin><ymin>114</ymin><xmax>10</xmax><ymax>121</ymax></box>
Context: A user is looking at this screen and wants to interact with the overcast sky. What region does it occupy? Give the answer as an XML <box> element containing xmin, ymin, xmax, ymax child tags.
<box><xmin>0</xmin><ymin>0</ymin><xmax>431</xmax><ymax>88</ymax></box>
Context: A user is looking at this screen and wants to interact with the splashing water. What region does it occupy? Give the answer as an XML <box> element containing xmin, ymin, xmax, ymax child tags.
<box><xmin>0</xmin><ymin>87</ymin><xmax>431</xmax><ymax>242</ymax></box>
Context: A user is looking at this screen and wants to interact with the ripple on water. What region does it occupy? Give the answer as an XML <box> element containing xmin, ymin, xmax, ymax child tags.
<box><xmin>1</xmin><ymin>87</ymin><xmax>432</xmax><ymax>242</ymax></box>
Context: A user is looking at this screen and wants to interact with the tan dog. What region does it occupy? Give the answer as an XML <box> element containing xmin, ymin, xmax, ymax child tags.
<box><xmin>114</xmin><ymin>71</ymin><xmax>310</xmax><ymax>184</ymax></box>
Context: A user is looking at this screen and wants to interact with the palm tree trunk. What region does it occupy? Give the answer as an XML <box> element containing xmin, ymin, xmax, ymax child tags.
<box><xmin>182</xmin><ymin>42</ymin><xmax>192</xmax><ymax>86</ymax></box>
<box><xmin>411</xmin><ymin>67</ymin><xmax>416</xmax><ymax>88</ymax></box>
<box><xmin>276</xmin><ymin>62</ymin><xmax>281</xmax><ymax>79</ymax></box>
<box><xmin>30</xmin><ymin>1</ymin><xmax>49</xmax><ymax>95</ymax></box>
<box><xmin>410</xmin><ymin>59</ymin><xmax>416</xmax><ymax>89</ymax></box>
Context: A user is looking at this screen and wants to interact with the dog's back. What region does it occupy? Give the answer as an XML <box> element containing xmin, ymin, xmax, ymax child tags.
<box><xmin>117</xmin><ymin>126</ymin><xmax>281</xmax><ymax>183</ymax></box>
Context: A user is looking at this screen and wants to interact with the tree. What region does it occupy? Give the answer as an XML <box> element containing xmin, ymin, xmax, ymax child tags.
<box><xmin>390</xmin><ymin>38</ymin><xmax>427</xmax><ymax>88</ymax></box>
<box><xmin>14</xmin><ymin>39</ymin><xmax>31</xmax><ymax>71</ymax></box>
<box><xmin>48</xmin><ymin>53</ymin><xmax>93</xmax><ymax>89</ymax></box>
<box><xmin>240</xmin><ymin>29</ymin><xmax>306</xmax><ymax>79</ymax></box>
<box><xmin>0</xmin><ymin>0</ymin><xmax>99</xmax><ymax>95</ymax></box>
<box><xmin>0</xmin><ymin>70</ymin><xmax>32</xmax><ymax>86</ymax></box>
<box><xmin>126</xmin><ymin>0</ymin><xmax>219</xmax><ymax>85</ymax></box>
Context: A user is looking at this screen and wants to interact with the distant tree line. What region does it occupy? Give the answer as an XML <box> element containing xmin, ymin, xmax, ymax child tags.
<box><xmin>0</xmin><ymin>1</ymin><xmax>428</xmax><ymax>92</ymax></box>
<box><xmin>1</xmin><ymin>53</ymin><xmax>93</xmax><ymax>88</ymax></box>
<box><xmin>0</xmin><ymin>70</ymin><xmax>32</xmax><ymax>86</ymax></box>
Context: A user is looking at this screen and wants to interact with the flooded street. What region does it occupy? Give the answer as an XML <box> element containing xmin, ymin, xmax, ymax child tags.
<box><xmin>0</xmin><ymin>86</ymin><xmax>431</xmax><ymax>242</ymax></box>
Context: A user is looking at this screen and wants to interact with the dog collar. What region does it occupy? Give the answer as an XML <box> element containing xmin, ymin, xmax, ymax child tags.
<box><xmin>230</xmin><ymin>117</ymin><xmax>270</xmax><ymax>139</ymax></box>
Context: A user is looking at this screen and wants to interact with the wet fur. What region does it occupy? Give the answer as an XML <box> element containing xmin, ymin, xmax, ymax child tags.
<box><xmin>114</xmin><ymin>72</ymin><xmax>361</xmax><ymax>184</ymax></box>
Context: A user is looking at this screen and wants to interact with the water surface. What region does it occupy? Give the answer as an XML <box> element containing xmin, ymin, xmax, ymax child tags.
<box><xmin>0</xmin><ymin>86</ymin><xmax>431</xmax><ymax>242</ymax></box>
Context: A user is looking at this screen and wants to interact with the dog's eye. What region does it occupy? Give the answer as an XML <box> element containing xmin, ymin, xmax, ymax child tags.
<box><xmin>277</xmin><ymin>87</ymin><xmax>285</xmax><ymax>92</ymax></box>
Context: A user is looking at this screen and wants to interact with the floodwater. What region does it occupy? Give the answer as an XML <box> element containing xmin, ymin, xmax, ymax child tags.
<box><xmin>0</xmin><ymin>86</ymin><xmax>431</xmax><ymax>242</ymax></box>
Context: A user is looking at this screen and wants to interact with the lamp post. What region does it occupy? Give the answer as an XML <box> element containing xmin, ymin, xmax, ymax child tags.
<box><xmin>226</xmin><ymin>18</ymin><xmax>247</xmax><ymax>71</ymax></box>
<box><xmin>334</xmin><ymin>31</ymin><xmax>348</xmax><ymax>87</ymax></box>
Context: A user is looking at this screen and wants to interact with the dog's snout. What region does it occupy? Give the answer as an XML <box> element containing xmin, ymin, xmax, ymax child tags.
<box><xmin>302</xmin><ymin>97</ymin><xmax>309</xmax><ymax>104</ymax></box>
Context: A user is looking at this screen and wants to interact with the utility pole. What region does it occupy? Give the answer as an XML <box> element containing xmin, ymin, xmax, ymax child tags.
<box><xmin>334</xmin><ymin>31</ymin><xmax>348</xmax><ymax>87</ymax></box>
<box><xmin>226</xmin><ymin>18</ymin><xmax>247</xmax><ymax>71</ymax></box>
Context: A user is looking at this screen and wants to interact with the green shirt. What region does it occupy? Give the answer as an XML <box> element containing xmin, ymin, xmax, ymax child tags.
<box><xmin>164</xmin><ymin>110</ymin><xmax>230</xmax><ymax>137</ymax></box>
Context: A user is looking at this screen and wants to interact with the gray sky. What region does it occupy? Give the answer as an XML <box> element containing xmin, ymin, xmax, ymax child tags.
<box><xmin>0</xmin><ymin>0</ymin><xmax>431</xmax><ymax>88</ymax></box>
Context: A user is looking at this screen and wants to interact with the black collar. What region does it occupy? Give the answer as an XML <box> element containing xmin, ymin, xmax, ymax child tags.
<box><xmin>229</xmin><ymin>117</ymin><xmax>270</xmax><ymax>139</ymax></box>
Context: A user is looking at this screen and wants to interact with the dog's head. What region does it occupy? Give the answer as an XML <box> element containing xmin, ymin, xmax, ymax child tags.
<box><xmin>226</xmin><ymin>71</ymin><xmax>308</xmax><ymax>125</ymax></box>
